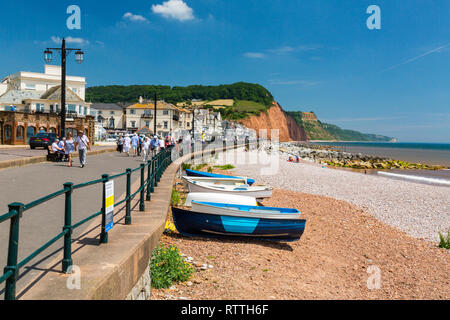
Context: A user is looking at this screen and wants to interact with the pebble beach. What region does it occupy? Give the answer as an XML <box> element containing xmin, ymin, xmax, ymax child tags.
<box><xmin>223</xmin><ymin>147</ymin><xmax>450</xmax><ymax>242</ymax></box>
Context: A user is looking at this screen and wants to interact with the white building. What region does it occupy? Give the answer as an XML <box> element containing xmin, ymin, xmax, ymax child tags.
<box><xmin>0</xmin><ymin>65</ymin><xmax>90</xmax><ymax>115</ymax></box>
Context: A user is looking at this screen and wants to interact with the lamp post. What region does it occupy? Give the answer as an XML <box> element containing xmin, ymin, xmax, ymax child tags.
<box><xmin>154</xmin><ymin>92</ymin><xmax>157</xmax><ymax>136</ymax></box>
<box><xmin>44</xmin><ymin>38</ymin><xmax>84</xmax><ymax>138</ymax></box>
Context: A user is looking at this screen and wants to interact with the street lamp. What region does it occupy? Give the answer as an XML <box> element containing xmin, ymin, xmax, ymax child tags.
<box><xmin>44</xmin><ymin>38</ymin><xmax>84</xmax><ymax>137</ymax></box>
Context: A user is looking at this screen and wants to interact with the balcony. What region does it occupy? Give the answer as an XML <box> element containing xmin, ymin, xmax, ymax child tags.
<box><xmin>141</xmin><ymin>114</ymin><xmax>153</xmax><ymax>119</ymax></box>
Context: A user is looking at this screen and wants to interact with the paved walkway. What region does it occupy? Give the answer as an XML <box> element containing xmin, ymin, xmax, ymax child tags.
<box><xmin>0</xmin><ymin>151</ymin><xmax>149</xmax><ymax>298</ymax></box>
<box><xmin>0</xmin><ymin>145</ymin><xmax>115</xmax><ymax>162</ymax></box>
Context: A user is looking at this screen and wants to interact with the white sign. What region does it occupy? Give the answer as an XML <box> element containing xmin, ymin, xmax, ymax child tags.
<box><xmin>105</xmin><ymin>180</ymin><xmax>114</xmax><ymax>232</ymax></box>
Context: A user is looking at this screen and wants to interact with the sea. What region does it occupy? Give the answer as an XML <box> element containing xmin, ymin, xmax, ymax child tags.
<box><xmin>310</xmin><ymin>141</ymin><xmax>450</xmax><ymax>187</ymax></box>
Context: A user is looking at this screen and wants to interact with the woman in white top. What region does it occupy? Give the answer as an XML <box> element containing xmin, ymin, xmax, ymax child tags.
<box><xmin>142</xmin><ymin>137</ymin><xmax>150</xmax><ymax>162</ymax></box>
<box><xmin>123</xmin><ymin>135</ymin><xmax>131</xmax><ymax>156</ymax></box>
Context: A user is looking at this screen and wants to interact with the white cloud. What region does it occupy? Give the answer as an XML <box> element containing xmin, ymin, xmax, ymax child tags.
<box><xmin>123</xmin><ymin>12</ymin><xmax>148</xmax><ymax>23</ymax></box>
<box><xmin>243</xmin><ymin>52</ymin><xmax>266</xmax><ymax>59</ymax></box>
<box><xmin>51</xmin><ymin>36</ymin><xmax>90</xmax><ymax>46</ymax></box>
<box><xmin>152</xmin><ymin>0</ymin><xmax>195</xmax><ymax>22</ymax></box>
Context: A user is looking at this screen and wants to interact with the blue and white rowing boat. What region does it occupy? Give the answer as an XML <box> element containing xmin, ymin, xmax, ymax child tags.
<box><xmin>172</xmin><ymin>206</ymin><xmax>306</xmax><ymax>242</ymax></box>
<box><xmin>191</xmin><ymin>201</ymin><xmax>302</xmax><ymax>219</ymax></box>
<box><xmin>185</xmin><ymin>169</ymin><xmax>256</xmax><ymax>186</ymax></box>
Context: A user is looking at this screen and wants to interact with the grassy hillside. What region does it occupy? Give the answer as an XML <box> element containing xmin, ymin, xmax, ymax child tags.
<box><xmin>86</xmin><ymin>82</ymin><xmax>274</xmax><ymax>107</ymax></box>
<box><xmin>220</xmin><ymin>100</ymin><xmax>269</xmax><ymax>120</ymax></box>
<box><xmin>288</xmin><ymin>111</ymin><xmax>393</xmax><ymax>142</ymax></box>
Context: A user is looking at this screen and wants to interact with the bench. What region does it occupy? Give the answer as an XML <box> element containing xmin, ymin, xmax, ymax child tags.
<box><xmin>47</xmin><ymin>146</ymin><xmax>63</xmax><ymax>162</ymax></box>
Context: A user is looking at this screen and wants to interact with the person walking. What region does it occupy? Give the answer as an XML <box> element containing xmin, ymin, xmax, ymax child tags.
<box><xmin>137</xmin><ymin>135</ymin><xmax>143</xmax><ymax>156</ymax></box>
<box><xmin>131</xmin><ymin>134</ymin><xmax>139</xmax><ymax>157</ymax></box>
<box><xmin>142</xmin><ymin>137</ymin><xmax>150</xmax><ymax>162</ymax></box>
<box><xmin>159</xmin><ymin>136</ymin><xmax>165</xmax><ymax>153</ymax></box>
<box><xmin>65</xmin><ymin>132</ymin><xmax>75</xmax><ymax>167</ymax></box>
<box><xmin>74</xmin><ymin>131</ymin><xmax>91</xmax><ymax>168</ymax></box>
<box><xmin>123</xmin><ymin>134</ymin><xmax>131</xmax><ymax>156</ymax></box>
<box><xmin>150</xmin><ymin>135</ymin><xmax>159</xmax><ymax>157</ymax></box>
<box><xmin>117</xmin><ymin>135</ymin><xmax>124</xmax><ymax>153</ymax></box>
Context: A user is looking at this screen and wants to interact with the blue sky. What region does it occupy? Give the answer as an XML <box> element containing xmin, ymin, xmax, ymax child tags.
<box><xmin>0</xmin><ymin>0</ymin><xmax>449</xmax><ymax>142</ymax></box>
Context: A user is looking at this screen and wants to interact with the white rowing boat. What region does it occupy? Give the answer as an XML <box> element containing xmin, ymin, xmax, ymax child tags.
<box><xmin>185</xmin><ymin>179</ymin><xmax>273</xmax><ymax>199</ymax></box>
<box><xmin>185</xmin><ymin>193</ymin><xmax>258</xmax><ymax>207</ymax></box>
<box><xmin>182</xmin><ymin>176</ymin><xmax>249</xmax><ymax>186</ymax></box>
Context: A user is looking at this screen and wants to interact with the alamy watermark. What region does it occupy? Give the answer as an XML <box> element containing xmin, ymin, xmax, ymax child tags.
<box><xmin>67</xmin><ymin>5</ymin><xmax>81</xmax><ymax>30</ymax></box>
<box><xmin>367</xmin><ymin>5</ymin><xmax>381</xmax><ymax>30</ymax></box>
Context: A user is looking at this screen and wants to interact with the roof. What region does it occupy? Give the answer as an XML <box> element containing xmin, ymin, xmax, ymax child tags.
<box><xmin>39</xmin><ymin>85</ymin><xmax>84</xmax><ymax>102</ymax></box>
<box><xmin>90</xmin><ymin>103</ymin><xmax>124</xmax><ymax>111</ymax></box>
<box><xmin>127</xmin><ymin>101</ymin><xmax>179</xmax><ymax>110</ymax></box>
<box><xmin>0</xmin><ymin>89</ymin><xmax>43</xmax><ymax>103</ymax></box>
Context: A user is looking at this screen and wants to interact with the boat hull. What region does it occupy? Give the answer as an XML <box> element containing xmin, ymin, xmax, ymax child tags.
<box><xmin>172</xmin><ymin>207</ymin><xmax>306</xmax><ymax>242</ymax></box>
<box><xmin>187</xmin><ymin>181</ymin><xmax>273</xmax><ymax>199</ymax></box>
<box><xmin>186</xmin><ymin>169</ymin><xmax>255</xmax><ymax>186</ymax></box>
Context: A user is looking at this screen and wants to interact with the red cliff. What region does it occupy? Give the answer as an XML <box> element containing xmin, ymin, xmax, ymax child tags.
<box><xmin>239</xmin><ymin>102</ymin><xmax>308</xmax><ymax>142</ymax></box>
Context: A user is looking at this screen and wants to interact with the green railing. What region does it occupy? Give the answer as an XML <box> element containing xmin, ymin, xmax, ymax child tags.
<box><xmin>0</xmin><ymin>146</ymin><xmax>173</xmax><ymax>300</ymax></box>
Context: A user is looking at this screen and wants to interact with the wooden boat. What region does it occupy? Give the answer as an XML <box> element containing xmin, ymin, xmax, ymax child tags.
<box><xmin>185</xmin><ymin>169</ymin><xmax>256</xmax><ymax>186</ymax></box>
<box><xmin>184</xmin><ymin>178</ymin><xmax>273</xmax><ymax>199</ymax></box>
<box><xmin>185</xmin><ymin>193</ymin><xmax>258</xmax><ymax>207</ymax></box>
<box><xmin>182</xmin><ymin>176</ymin><xmax>248</xmax><ymax>186</ymax></box>
<box><xmin>191</xmin><ymin>201</ymin><xmax>302</xmax><ymax>219</ymax></box>
<box><xmin>172</xmin><ymin>207</ymin><xmax>306</xmax><ymax>242</ymax></box>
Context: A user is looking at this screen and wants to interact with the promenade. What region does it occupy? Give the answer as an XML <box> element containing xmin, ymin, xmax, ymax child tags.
<box><xmin>0</xmin><ymin>151</ymin><xmax>146</xmax><ymax>298</ymax></box>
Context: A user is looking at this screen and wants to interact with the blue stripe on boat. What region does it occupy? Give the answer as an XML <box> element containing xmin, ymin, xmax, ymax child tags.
<box><xmin>186</xmin><ymin>169</ymin><xmax>256</xmax><ymax>185</ymax></box>
<box><xmin>220</xmin><ymin>216</ymin><xmax>259</xmax><ymax>233</ymax></box>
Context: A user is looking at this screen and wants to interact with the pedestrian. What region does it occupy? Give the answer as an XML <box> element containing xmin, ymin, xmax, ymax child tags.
<box><xmin>123</xmin><ymin>134</ymin><xmax>131</xmax><ymax>156</ymax></box>
<box><xmin>138</xmin><ymin>135</ymin><xmax>143</xmax><ymax>156</ymax></box>
<box><xmin>131</xmin><ymin>134</ymin><xmax>139</xmax><ymax>157</ymax></box>
<box><xmin>150</xmin><ymin>135</ymin><xmax>159</xmax><ymax>157</ymax></box>
<box><xmin>59</xmin><ymin>137</ymin><xmax>68</xmax><ymax>161</ymax></box>
<box><xmin>65</xmin><ymin>132</ymin><xmax>75</xmax><ymax>167</ymax></box>
<box><xmin>142</xmin><ymin>137</ymin><xmax>150</xmax><ymax>162</ymax></box>
<box><xmin>51</xmin><ymin>139</ymin><xmax>65</xmax><ymax>162</ymax></box>
<box><xmin>159</xmin><ymin>136</ymin><xmax>165</xmax><ymax>152</ymax></box>
<box><xmin>74</xmin><ymin>131</ymin><xmax>91</xmax><ymax>168</ymax></box>
<box><xmin>117</xmin><ymin>135</ymin><xmax>124</xmax><ymax>153</ymax></box>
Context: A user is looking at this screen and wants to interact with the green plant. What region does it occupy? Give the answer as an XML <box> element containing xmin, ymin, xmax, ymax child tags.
<box><xmin>150</xmin><ymin>244</ymin><xmax>195</xmax><ymax>289</ymax></box>
<box><xmin>438</xmin><ymin>231</ymin><xmax>450</xmax><ymax>249</ymax></box>
<box><xmin>171</xmin><ymin>189</ymin><xmax>181</xmax><ymax>206</ymax></box>
<box><xmin>194</xmin><ymin>163</ymin><xmax>208</xmax><ymax>171</ymax></box>
<box><xmin>213</xmin><ymin>164</ymin><xmax>235</xmax><ymax>170</ymax></box>
<box><xmin>182</xmin><ymin>163</ymin><xmax>192</xmax><ymax>171</ymax></box>
<box><xmin>207</xmin><ymin>166</ymin><xmax>213</xmax><ymax>173</ymax></box>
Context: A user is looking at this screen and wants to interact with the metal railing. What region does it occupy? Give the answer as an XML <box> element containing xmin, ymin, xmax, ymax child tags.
<box><xmin>0</xmin><ymin>146</ymin><xmax>173</xmax><ymax>300</ymax></box>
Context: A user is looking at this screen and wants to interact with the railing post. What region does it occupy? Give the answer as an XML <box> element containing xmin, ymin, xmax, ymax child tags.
<box><xmin>125</xmin><ymin>168</ymin><xmax>132</xmax><ymax>225</ymax></box>
<box><xmin>100</xmin><ymin>174</ymin><xmax>109</xmax><ymax>244</ymax></box>
<box><xmin>150</xmin><ymin>158</ymin><xmax>155</xmax><ymax>193</ymax></box>
<box><xmin>157</xmin><ymin>152</ymin><xmax>162</xmax><ymax>183</ymax></box>
<box><xmin>139</xmin><ymin>164</ymin><xmax>145</xmax><ymax>212</ymax></box>
<box><xmin>154</xmin><ymin>154</ymin><xmax>159</xmax><ymax>187</ymax></box>
<box><xmin>4</xmin><ymin>202</ymin><xmax>24</xmax><ymax>300</ymax></box>
<box><xmin>146</xmin><ymin>161</ymin><xmax>151</xmax><ymax>201</ymax></box>
<box><xmin>62</xmin><ymin>182</ymin><xmax>74</xmax><ymax>273</ymax></box>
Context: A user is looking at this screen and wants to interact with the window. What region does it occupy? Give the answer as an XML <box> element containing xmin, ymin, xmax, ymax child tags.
<box><xmin>109</xmin><ymin>118</ymin><xmax>115</xmax><ymax>128</ymax></box>
<box><xmin>68</xmin><ymin>104</ymin><xmax>76</xmax><ymax>113</ymax></box>
<box><xmin>36</xmin><ymin>103</ymin><xmax>44</xmax><ymax>112</ymax></box>
<box><xmin>145</xmin><ymin>121</ymin><xmax>150</xmax><ymax>127</ymax></box>
<box><xmin>163</xmin><ymin>121</ymin><xmax>168</xmax><ymax>129</ymax></box>
<box><xmin>144</xmin><ymin>109</ymin><xmax>151</xmax><ymax>116</ymax></box>
<box><xmin>187</xmin><ymin>122</ymin><xmax>190</xmax><ymax>127</ymax></box>
<box><xmin>79</xmin><ymin>105</ymin><xmax>83</xmax><ymax>114</ymax></box>
<box><xmin>131</xmin><ymin>121</ymin><xmax>136</xmax><ymax>128</ymax></box>
<box><xmin>110</xmin><ymin>111</ymin><xmax>115</xmax><ymax>115</ymax></box>
<box><xmin>16</xmin><ymin>126</ymin><xmax>24</xmax><ymax>140</ymax></box>
<box><xmin>130</xmin><ymin>109</ymin><xmax>136</xmax><ymax>115</ymax></box>
<box><xmin>98</xmin><ymin>111</ymin><xmax>103</xmax><ymax>115</ymax></box>
<box><xmin>163</xmin><ymin>110</ymin><xmax>169</xmax><ymax>115</ymax></box>
<box><xmin>4</xmin><ymin>125</ymin><xmax>12</xmax><ymax>140</ymax></box>
<box><xmin>25</xmin><ymin>83</ymin><xmax>36</xmax><ymax>90</ymax></box>
<box><xmin>84</xmin><ymin>107</ymin><xmax>87</xmax><ymax>115</ymax></box>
